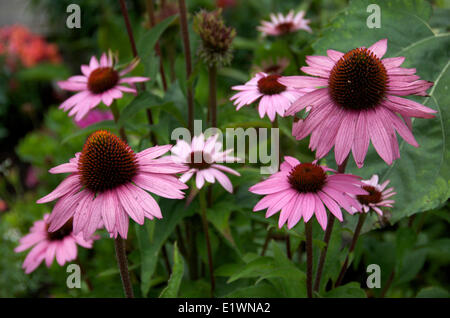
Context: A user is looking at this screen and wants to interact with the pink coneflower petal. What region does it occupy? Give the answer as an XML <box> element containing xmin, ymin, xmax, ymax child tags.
<box><xmin>230</xmin><ymin>72</ymin><xmax>307</xmax><ymax>122</ymax></box>
<box><xmin>15</xmin><ymin>214</ymin><xmax>98</xmax><ymax>274</ymax></box>
<box><xmin>284</xmin><ymin>38</ymin><xmax>436</xmax><ymax>167</ymax></box>
<box><xmin>37</xmin><ymin>131</ymin><xmax>188</xmax><ymax>239</ymax></box>
<box><xmin>352</xmin><ymin>174</ymin><xmax>396</xmax><ymax>216</ymax></box>
<box><xmin>57</xmin><ymin>53</ymin><xmax>149</xmax><ymax>119</ymax></box>
<box><xmin>171</xmin><ymin>134</ymin><xmax>240</xmax><ymax>193</ymax></box>
<box><xmin>249</xmin><ymin>158</ymin><xmax>365</xmax><ymax>230</ymax></box>
<box><xmin>258</xmin><ymin>10</ymin><xmax>312</xmax><ymax>36</ymax></box>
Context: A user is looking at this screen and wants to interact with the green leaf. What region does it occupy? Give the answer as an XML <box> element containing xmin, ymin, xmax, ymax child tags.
<box><xmin>416</xmin><ymin>286</ymin><xmax>449</xmax><ymax>298</ymax></box>
<box><xmin>226</xmin><ymin>242</ymin><xmax>307</xmax><ymax>297</ymax></box>
<box><xmin>314</xmin><ymin>0</ymin><xmax>450</xmax><ymax>224</ymax></box>
<box><xmin>159</xmin><ymin>243</ymin><xmax>185</xmax><ymax>298</ymax></box>
<box><xmin>138</xmin><ymin>15</ymin><xmax>179</xmax><ymax>58</ymax></box>
<box><xmin>224</xmin><ymin>282</ymin><xmax>280</xmax><ymax>298</ymax></box>
<box><xmin>395</xmin><ymin>248</ymin><xmax>428</xmax><ymax>285</ymax></box>
<box><xmin>118</xmin><ymin>92</ymin><xmax>164</xmax><ymax>125</ymax></box>
<box><xmin>323</xmin><ymin>282</ymin><xmax>367</xmax><ymax>298</ymax></box>
<box><xmin>135</xmin><ymin>199</ymin><xmax>190</xmax><ymax>297</ymax></box>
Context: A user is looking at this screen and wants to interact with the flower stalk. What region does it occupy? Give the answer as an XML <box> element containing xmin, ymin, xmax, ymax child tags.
<box><xmin>305</xmin><ymin>221</ymin><xmax>313</xmax><ymax>298</ymax></box>
<box><xmin>334</xmin><ymin>212</ymin><xmax>367</xmax><ymax>287</ymax></box>
<box><xmin>313</xmin><ymin>156</ymin><xmax>348</xmax><ymax>292</ymax></box>
<box><xmin>177</xmin><ymin>0</ymin><xmax>194</xmax><ymax>134</ymax></box>
<box><xmin>145</xmin><ymin>0</ymin><xmax>168</xmax><ymax>92</ymax></box>
<box><xmin>199</xmin><ymin>187</ymin><xmax>215</xmax><ymax>297</ymax></box>
<box><xmin>114</xmin><ymin>237</ymin><xmax>134</xmax><ymax>298</ymax></box>
<box><xmin>118</xmin><ymin>0</ymin><xmax>158</xmax><ymax>146</ymax></box>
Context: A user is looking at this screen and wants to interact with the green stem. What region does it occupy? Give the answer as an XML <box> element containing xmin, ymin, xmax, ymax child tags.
<box><xmin>313</xmin><ymin>156</ymin><xmax>349</xmax><ymax>292</ymax></box>
<box><xmin>178</xmin><ymin>0</ymin><xmax>194</xmax><ymax>134</ymax></box>
<box><xmin>114</xmin><ymin>237</ymin><xmax>134</xmax><ymax>298</ymax></box>
<box><xmin>305</xmin><ymin>221</ymin><xmax>313</xmax><ymax>298</ymax></box>
<box><xmin>111</xmin><ymin>102</ymin><xmax>127</xmax><ymax>142</ymax></box>
<box><xmin>335</xmin><ymin>212</ymin><xmax>367</xmax><ymax>287</ymax></box>
<box><xmin>199</xmin><ymin>188</ymin><xmax>215</xmax><ymax>297</ymax></box>
<box><xmin>208</xmin><ymin>64</ymin><xmax>217</xmax><ymax>128</ymax></box>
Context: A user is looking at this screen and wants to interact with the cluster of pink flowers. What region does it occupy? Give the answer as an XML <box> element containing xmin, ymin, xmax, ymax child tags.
<box><xmin>0</xmin><ymin>25</ymin><xmax>61</xmax><ymax>70</ymax></box>
<box><xmin>15</xmin><ymin>7</ymin><xmax>436</xmax><ymax>279</ymax></box>
<box><xmin>231</xmin><ymin>20</ymin><xmax>434</xmax><ymax>230</ymax></box>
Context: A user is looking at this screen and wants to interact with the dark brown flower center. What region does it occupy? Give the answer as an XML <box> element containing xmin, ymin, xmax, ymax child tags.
<box><xmin>87</xmin><ymin>67</ymin><xmax>119</xmax><ymax>94</ymax></box>
<box><xmin>288</xmin><ymin>163</ymin><xmax>327</xmax><ymax>193</ymax></box>
<box><xmin>78</xmin><ymin>130</ymin><xmax>138</xmax><ymax>193</ymax></box>
<box><xmin>47</xmin><ymin>219</ymin><xmax>73</xmax><ymax>241</ymax></box>
<box><xmin>276</xmin><ymin>22</ymin><xmax>294</xmax><ymax>35</ymax></box>
<box><xmin>188</xmin><ymin>151</ymin><xmax>212</xmax><ymax>170</ymax></box>
<box><xmin>257</xmin><ymin>74</ymin><xmax>286</xmax><ymax>95</ymax></box>
<box><xmin>328</xmin><ymin>48</ymin><xmax>387</xmax><ymax>110</ymax></box>
<box><xmin>357</xmin><ymin>185</ymin><xmax>382</xmax><ymax>205</ymax></box>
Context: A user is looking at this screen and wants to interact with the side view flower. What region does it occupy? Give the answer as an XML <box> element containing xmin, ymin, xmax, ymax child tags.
<box><xmin>230</xmin><ymin>72</ymin><xmax>310</xmax><ymax>122</ymax></box>
<box><xmin>249</xmin><ymin>156</ymin><xmax>367</xmax><ymax>230</ymax></box>
<box><xmin>14</xmin><ymin>214</ymin><xmax>97</xmax><ymax>274</ymax></box>
<box><xmin>57</xmin><ymin>53</ymin><xmax>149</xmax><ymax>121</ymax></box>
<box><xmin>258</xmin><ymin>10</ymin><xmax>312</xmax><ymax>36</ymax></box>
<box><xmin>282</xmin><ymin>39</ymin><xmax>436</xmax><ymax>167</ymax></box>
<box><xmin>171</xmin><ymin>134</ymin><xmax>240</xmax><ymax>193</ymax></box>
<box><xmin>37</xmin><ymin>130</ymin><xmax>188</xmax><ymax>239</ymax></box>
<box><xmin>354</xmin><ymin>174</ymin><xmax>396</xmax><ymax>215</ymax></box>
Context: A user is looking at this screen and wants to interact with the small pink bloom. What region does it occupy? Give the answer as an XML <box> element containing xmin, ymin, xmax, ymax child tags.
<box><xmin>258</xmin><ymin>10</ymin><xmax>312</xmax><ymax>36</ymax></box>
<box><xmin>57</xmin><ymin>53</ymin><xmax>149</xmax><ymax>121</ymax></box>
<box><xmin>37</xmin><ymin>130</ymin><xmax>188</xmax><ymax>239</ymax></box>
<box><xmin>281</xmin><ymin>39</ymin><xmax>436</xmax><ymax>167</ymax></box>
<box><xmin>14</xmin><ymin>214</ymin><xmax>97</xmax><ymax>274</ymax></box>
<box><xmin>353</xmin><ymin>175</ymin><xmax>395</xmax><ymax>215</ymax></box>
<box><xmin>249</xmin><ymin>156</ymin><xmax>367</xmax><ymax>230</ymax></box>
<box><xmin>171</xmin><ymin>134</ymin><xmax>240</xmax><ymax>193</ymax></box>
<box><xmin>74</xmin><ymin>109</ymin><xmax>114</xmax><ymax>128</ymax></box>
<box><xmin>230</xmin><ymin>72</ymin><xmax>311</xmax><ymax>122</ymax></box>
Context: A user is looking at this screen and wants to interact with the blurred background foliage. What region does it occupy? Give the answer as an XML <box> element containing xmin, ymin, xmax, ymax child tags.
<box><xmin>0</xmin><ymin>0</ymin><xmax>449</xmax><ymax>298</ymax></box>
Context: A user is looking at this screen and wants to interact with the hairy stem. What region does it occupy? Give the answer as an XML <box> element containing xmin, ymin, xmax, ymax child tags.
<box><xmin>261</xmin><ymin>227</ymin><xmax>273</xmax><ymax>256</ymax></box>
<box><xmin>178</xmin><ymin>0</ymin><xmax>194</xmax><ymax>134</ymax></box>
<box><xmin>335</xmin><ymin>212</ymin><xmax>367</xmax><ymax>287</ymax></box>
<box><xmin>313</xmin><ymin>214</ymin><xmax>335</xmax><ymax>292</ymax></box>
<box><xmin>111</xmin><ymin>102</ymin><xmax>128</xmax><ymax>142</ymax></box>
<box><xmin>145</xmin><ymin>0</ymin><xmax>168</xmax><ymax>91</ymax></box>
<box><xmin>114</xmin><ymin>237</ymin><xmax>134</xmax><ymax>298</ymax></box>
<box><xmin>305</xmin><ymin>221</ymin><xmax>313</xmax><ymax>298</ymax></box>
<box><xmin>286</xmin><ymin>234</ymin><xmax>292</xmax><ymax>260</ymax></box>
<box><xmin>208</xmin><ymin>64</ymin><xmax>217</xmax><ymax>127</ymax></box>
<box><xmin>313</xmin><ymin>156</ymin><xmax>349</xmax><ymax>292</ymax></box>
<box><xmin>118</xmin><ymin>0</ymin><xmax>158</xmax><ymax>145</ymax></box>
<box><xmin>199</xmin><ymin>188</ymin><xmax>215</xmax><ymax>297</ymax></box>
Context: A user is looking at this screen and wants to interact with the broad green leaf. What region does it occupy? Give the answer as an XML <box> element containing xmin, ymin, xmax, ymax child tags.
<box><xmin>224</xmin><ymin>282</ymin><xmax>280</xmax><ymax>298</ymax></box>
<box><xmin>135</xmin><ymin>199</ymin><xmax>191</xmax><ymax>296</ymax></box>
<box><xmin>323</xmin><ymin>282</ymin><xmax>367</xmax><ymax>298</ymax></box>
<box><xmin>118</xmin><ymin>92</ymin><xmax>164</xmax><ymax>125</ymax></box>
<box><xmin>395</xmin><ymin>248</ymin><xmax>428</xmax><ymax>286</ymax></box>
<box><xmin>313</xmin><ymin>0</ymin><xmax>450</xmax><ymax>224</ymax></box>
<box><xmin>416</xmin><ymin>286</ymin><xmax>449</xmax><ymax>298</ymax></box>
<box><xmin>207</xmin><ymin>201</ymin><xmax>238</xmax><ymax>247</ymax></box>
<box><xmin>138</xmin><ymin>15</ymin><xmax>179</xmax><ymax>58</ymax></box>
<box><xmin>159</xmin><ymin>243</ymin><xmax>185</xmax><ymax>298</ymax></box>
<box><xmin>119</xmin><ymin>91</ymin><xmax>185</xmax><ymax>127</ymax></box>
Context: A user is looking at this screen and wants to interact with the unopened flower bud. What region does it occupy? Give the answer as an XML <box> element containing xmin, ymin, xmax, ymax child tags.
<box><xmin>194</xmin><ymin>9</ymin><xmax>235</xmax><ymax>67</ymax></box>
